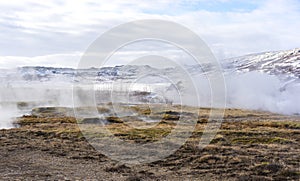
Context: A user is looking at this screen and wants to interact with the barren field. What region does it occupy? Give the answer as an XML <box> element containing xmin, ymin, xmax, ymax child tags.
<box><xmin>0</xmin><ymin>104</ymin><xmax>299</xmax><ymax>180</ymax></box>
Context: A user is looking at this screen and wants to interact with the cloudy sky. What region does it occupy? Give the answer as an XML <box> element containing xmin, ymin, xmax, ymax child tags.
<box><xmin>0</xmin><ymin>0</ymin><xmax>299</xmax><ymax>68</ymax></box>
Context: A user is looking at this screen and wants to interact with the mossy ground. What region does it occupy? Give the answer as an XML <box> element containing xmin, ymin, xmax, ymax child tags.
<box><xmin>0</xmin><ymin>104</ymin><xmax>299</xmax><ymax>180</ymax></box>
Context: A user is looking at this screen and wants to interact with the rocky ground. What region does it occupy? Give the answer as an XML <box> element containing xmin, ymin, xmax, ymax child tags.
<box><xmin>0</xmin><ymin>104</ymin><xmax>299</xmax><ymax>180</ymax></box>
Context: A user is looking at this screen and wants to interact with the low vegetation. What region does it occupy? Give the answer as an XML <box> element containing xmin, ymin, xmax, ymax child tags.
<box><xmin>0</xmin><ymin>104</ymin><xmax>299</xmax><ymax>180</ymax></box>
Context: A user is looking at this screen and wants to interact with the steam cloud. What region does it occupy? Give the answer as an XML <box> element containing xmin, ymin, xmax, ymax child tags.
<box><xmin>225</xmin><ymin>72</ymin><xmax>300</xmax><ymax>115</ymax></box>
<box><xmin>0</xmin><ymin>70</ymin><xmax>299</xmax><ymax>129</ymax></box>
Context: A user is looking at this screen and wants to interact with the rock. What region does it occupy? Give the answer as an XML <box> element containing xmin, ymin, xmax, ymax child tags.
<box><xmin>105</xmin><ymin>116</ymin><xmax>123</xmax><ymax>124</ymax></box>
<box><xmin>81</xmin><ymin>118</ymin><xmax>103</xmax><ymax>124</ymax></box>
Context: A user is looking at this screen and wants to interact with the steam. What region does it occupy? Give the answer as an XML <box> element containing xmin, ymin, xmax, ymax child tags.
<box><xmin>225</xmin><ymin>72</ymin><xmax>300</xmax><ymax>115</ymax></box>
<box><xmin>0</xmin><ymin>104</ymin><xmax>17</xmax><ymax>129</ymax></box>
<box><xmin>0</xmin><ymin>68</ymin><xmax>299</xmax><ymax>129</ymax></box>
<box><xmin>0</xmin><ymin>83</ymin><xmax>73</xmax><ymax>129</ymax></box>
<box><xmin>191</xmin><ymin>71</ymin><xmax>300</xmax><ymax>115</ymax></box>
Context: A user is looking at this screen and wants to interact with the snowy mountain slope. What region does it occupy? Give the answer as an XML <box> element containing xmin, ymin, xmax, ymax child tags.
<box><xmin>0</xmin><ymin>48</ymin><xmax>299</xmax><ymax>85</ymax></box>
<box><xmin>0</xmin><ymin>48</ymin><xmax>300</xmax><ymax>116</ymax></box>
<box><xmin>224</xmin><ymin>48</ymin><xmax>300</xmax><ymax>82</ymax></box>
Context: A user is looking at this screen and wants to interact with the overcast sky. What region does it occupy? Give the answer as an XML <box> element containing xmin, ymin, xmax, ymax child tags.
<box><xmin>0</xmin><ymin>0</ymin><xmax>299</xmax><ymax>68</ymax></box>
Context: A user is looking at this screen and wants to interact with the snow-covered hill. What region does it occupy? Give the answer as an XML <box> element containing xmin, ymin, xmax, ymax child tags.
<box><xmin>225</xmin><ymin>48</ymin><xmax>300</xmax><ymax>82</ymax></box>
<box><xmin>0</xmin><ymin>48</ymin><xmax>299</xmax><ymax>119</ymax></box>
<box><xmin>1</xmin><ymin>48</ymin><xmax>299</xmax><ymax>85</ymax></box>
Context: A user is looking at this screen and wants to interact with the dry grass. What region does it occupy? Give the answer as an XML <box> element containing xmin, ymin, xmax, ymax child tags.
<box><xmin>6</xmin><ymin>104</ymin><xmax>300</xmax><ymax>180</ymax></box>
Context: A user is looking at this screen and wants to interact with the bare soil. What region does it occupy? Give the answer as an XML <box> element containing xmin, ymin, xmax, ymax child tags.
<box><xmin>0</xmin><ymin>105</ymin><xmax>299</xmax><ymax>180</ymax></box>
